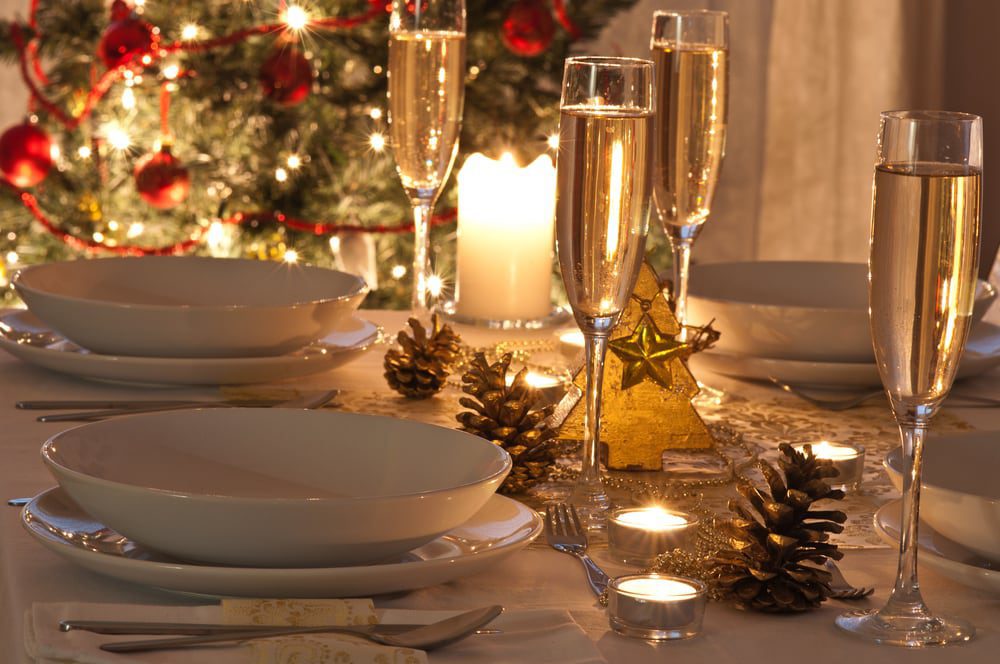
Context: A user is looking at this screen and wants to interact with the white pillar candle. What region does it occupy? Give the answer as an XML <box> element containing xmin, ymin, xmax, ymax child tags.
<box><xmin>456</xmin><ymin>153</ymin><xmax>555</xmax><ymax>322</ymax></box>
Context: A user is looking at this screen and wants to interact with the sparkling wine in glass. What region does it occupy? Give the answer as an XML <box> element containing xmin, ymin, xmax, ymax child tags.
<box><xmin>388</xmin><ymin>1</ymin><xmax>466</xmax><ymax>317</ymax></box>
<box><xmin>836</xmin><ymin>110</ymin><xmax>981</xmax><ymax>646</ymax></box>
<box><xmin>650</xmin><ymin>10</ymin><xmax>728</xmax><ymax>333</ymax></box>
<box><xmin>555</xmin><ymin>57</ymin><xmax>654</xmax><ymax>520</ymax></box>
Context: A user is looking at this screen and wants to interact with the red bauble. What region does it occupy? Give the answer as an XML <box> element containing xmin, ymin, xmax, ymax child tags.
<box><xmin>0</xmin><ymin>123</ymin><xmax>52</xmax><ymax>188</ymax></box>
<box><xmin>134</xmin><ymin>148</ymin><xmax>190</xmax><ymax>209</ymax></box>
<box><xmin>502</xmin><ymin>0</ymin><xmax>555</xmax><ymax>57</ymax></box>
<box><xmin>99</xmin><ymin>15</ymin><xmax>158</xmax><ymax>69</ymax></box>
<box><xmin>259</xmin><ymin>47</ymin><xmax>313</xmax><ymax>106</ymax></box>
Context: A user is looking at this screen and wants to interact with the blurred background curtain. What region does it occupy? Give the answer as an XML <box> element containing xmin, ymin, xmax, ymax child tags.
<box><xmin>2</xmin><ymin>0</ymin><xmax>998</xmax><ymax>275</ymax></box>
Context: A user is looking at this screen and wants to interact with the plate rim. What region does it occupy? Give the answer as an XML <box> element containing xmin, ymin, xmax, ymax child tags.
<box><xmin>873</xmin><ymin>499</ymin><xmax>1000</xmax><ymax>591</ymax></box>
<box><xmin>21</xmin><ymin>487</ymin><xmax>542</xmax><ymax>596</ymax></box>
<box><xmin>0</xmin><ymin>309</ymin><xmax>380</xmax><ymax>385</ymax></box>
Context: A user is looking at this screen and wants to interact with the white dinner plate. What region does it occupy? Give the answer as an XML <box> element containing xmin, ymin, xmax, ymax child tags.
<box><xmin>22</xmin><ymin>487</ymin><xmax>542</xmax><ymax>598</ymax></box>
<box><xmin>874</xmin><ymin>499</ymin><xmax>1000</xmax><ymax>595</ymax></box>
<box><xmin>689</xmin><ymin>322</ymin><xmax>1000</xmax><ymax>388</ymax></box>
<box><xmin>0</xmin><ymin>309</ymin><xmax>379</xmax><ymax>386</ymax></box>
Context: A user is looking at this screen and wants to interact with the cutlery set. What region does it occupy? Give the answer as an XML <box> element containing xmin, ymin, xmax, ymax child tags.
<box><xmin>60</xmin><ymin>606</ymin><xmax>503</xmax><ymax>653</ymax></box>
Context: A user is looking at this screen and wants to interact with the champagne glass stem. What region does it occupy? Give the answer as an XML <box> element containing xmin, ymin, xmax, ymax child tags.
<box><xmin>669</xmin><ymin>234</ymin><xmax>693</xmax><ymax>339</ymax></box>
<box><xmin>572</xmin><ymin>332</ymin><xmax>611</xmax><ymax>517</ymax></box>
<box><xmin>884</xmin><ymin>419</ymin><xmax>931</xmax><ymax>615</ymax></box>
<box><xmin>411</xmin><ymin>201</ymin><xmax>432</xmax><ymax>318</ymax></box>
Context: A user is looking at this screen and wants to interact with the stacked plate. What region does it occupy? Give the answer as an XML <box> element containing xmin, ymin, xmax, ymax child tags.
<box><xmin>22</xmin><ymin>408</ymin><xmax>540</xmax><ymax>597</ymax></box>
<box><xmin>881</xmin><ymin>432</ymin><xmax>1000</xmax><ymax>594</ymax></box>
<box><xmin>686</xmin><ymin>261</ymin><xmax>1000</xmax><ymax>387</ymax></box>
<box><xmin>3</xmin><ymin>256</ymin><xmax>379</xmax><ymax>385</ymax></box>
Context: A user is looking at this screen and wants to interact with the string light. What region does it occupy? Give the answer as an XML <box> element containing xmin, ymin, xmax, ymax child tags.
<box><xmin>390</xmin><ymin>264</ymin><xmax>406</xmax><ymax>279</ymax></box>
<box><xmin>127</xmin><ymin>222</ymin><xmax>144</xmax><ymax>238</ymax></box>
<box><xmin>275</xmin><ymin>167</ymin><xmax>289</xmax><ymax>182</ymax></box>
<box><xmin>284</xmin><ymin>5</ymin><xmax>310</xmax><ymax>31</ymax></box>
<box><xmin>180</xmin><ymin>23</ymin><xmax>200</xmax><ymax>41</ymax></box>
<box><xmin>107</xmin><ymin>220</ymin><xmax>120</xmax><ymax>231</ymax></box>
<box><xmin>162</xmin><ymin>64</ymin><xmax>181</xmax><ymax>80</ymax></box>
<box><xmin>121</xmin><ymin>87</ymin><xmax>136</xmax><ymax>110</ymax></box>
<box><xmin>92</xmin><ymin>232</ymin><xmax>104</xmax><ymax>243</ymax></box>
<box><xmin>328</xmin><ymin>236</ymin><xmax>341</xmax><ymax>252</ymax></box>
<box><xmin>369</xmin><ymin>107</ymin><xmax>382</xmax><ymax>120</ymax></box>
<box><xmin>5</xmin><ymin>251</ymin><xmax>18</xmax><ymax>265</ymax></box>
<box><xmin>368</xmin><ymin>132</ymin><xmax>385</xmax><ymax>152</ymax></box>
<box><xmin>286</xmin><ymin>154</ymin><xmax>302</xmax><ymax>169</ymax></box>
<box><xmin>427</xmin><ymin>274</ymin><xmax>444</xmax><ymax>298</ymax></box>
<box><xmin>283</xmin><ymin>248</ymin><xmax>299</xmax><ymax>263</ymax></box>
<box><xmin>77</xmin><ymin>146</ymin><xmax>91</xmax><ymax>159</ymax></box>
<box><xmin>104</xmin><ymin>124</ymin><xmax>131</xmax><ymax>151</ymax></box>
<box><xmin>547</xmin><ymin>133</ymin><xmax>560</xmax><ymax>150</ymax></box>
<box><xmin>49</xmin><ymin>143</ymin><xmax>61</xmax><ymax>161</ymax></box>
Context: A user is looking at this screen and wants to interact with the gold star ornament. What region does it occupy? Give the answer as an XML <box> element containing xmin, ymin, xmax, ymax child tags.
<box><xmin>608</xmin><ymin>315</ymin><xmax>688</xmax><ymax>390</ymax></box>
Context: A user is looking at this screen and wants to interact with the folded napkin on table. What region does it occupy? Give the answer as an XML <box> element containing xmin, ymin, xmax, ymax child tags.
<box><xmin>26</xmin><ymin>599</ymin><xmax>606</xmax><ymax>664</ymax></box>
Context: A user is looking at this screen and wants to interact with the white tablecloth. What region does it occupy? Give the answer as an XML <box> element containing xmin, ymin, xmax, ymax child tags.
<box><xmin>2</xmin><ymin>310</ymin><xmax>1000</xmax><ymax>663</ymax></box>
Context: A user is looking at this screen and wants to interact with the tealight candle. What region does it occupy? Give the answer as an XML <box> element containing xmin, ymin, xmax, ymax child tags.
<box><xmin>505</xmin><ymin>369</ymin><xmax>567</xmax><ymax>404</ymax></box>
<box><xmin>794</xmin><ymin>441</ymin><xmax>865</xmax><ymax>491</ymax></box>
<box><xmin>608</xmin><ymin>507</ymin><xmax>698</xmax><ymax>566</ymax></box>
<box><xmin>607</xmin><ymin>574</ymin><xmax>707</xmax><ymax>641</ymax></box>
<box><xmin>558</xmin><ymin>329</ymin><xmax>585</xmax><ymax>357</ymax></box>
<box><xmin>454</xmin><ymin>153</ymin><xmax>556</xmax><ymax>323</ymax></box>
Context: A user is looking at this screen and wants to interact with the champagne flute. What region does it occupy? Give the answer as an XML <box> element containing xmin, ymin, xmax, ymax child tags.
<box><xmin>387</xmin><ymin>0</ymin><xmax>466</xmax><ymax>317</ymax></box>
<box><xmin>650</xmin><ymin>10</ymin><xmax>728</xmax><ymax>334</ymax></box>
<box><xmin>836</xmin><ymin>110</ymin><xmax>982</xmax><ymax>646</ymax></box>
<box><xmin>555</xmin><ymin>57</ymin><xmax>654</xmax><ymax>519</ymax></box>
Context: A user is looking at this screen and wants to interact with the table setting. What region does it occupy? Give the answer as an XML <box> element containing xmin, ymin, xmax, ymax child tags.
<box><xmin>2</xmin><ymin>2</ymin><xmax>1000</xmax><ymax>663</ymax></box>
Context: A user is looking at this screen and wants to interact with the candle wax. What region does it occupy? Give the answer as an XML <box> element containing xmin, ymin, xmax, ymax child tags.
<box><xmin>616</xmin><ymin>577</ymin><xmax>700</xmax><ymax>599</ymax></box>
<box><xmin>614</xmin><ymin>508</ymin><xmax>690</xmax><ymax>531</ymax></box>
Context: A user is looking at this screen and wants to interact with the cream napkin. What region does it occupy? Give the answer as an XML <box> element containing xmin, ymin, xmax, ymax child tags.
<box><xmin>26</xmin><ymin>600</ymin><xmax>424</xmax><ymax>664</ymax></box>
<box><xmin>25</xmin><ymin>601</ymin><xmax>606</xmax><ymax>664</ymax></box>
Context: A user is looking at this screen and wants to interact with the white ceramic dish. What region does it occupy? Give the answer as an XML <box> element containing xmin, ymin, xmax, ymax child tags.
<box><xmin>22</xmin><ymin>487</ymin><xmax>541</xmax><ymax>598</ymax></box>
<box><xmin>13</xmin><ymin>256</ymin><xmax>368</xmax><ymax>358</ymax></box>
<box><xmin>874</xmin><ymin>499</ymin><xmax>1000</xmax><ymax>595</ymax></box>
<box><xmin>42</xmin><ymin>409</ymin><xmax>512</xmax><ymax>568</ymax></box>
<box><xmin>884</xmin><ymin>431</ymin><xmax>1000</xmax><ymax>563</ymax></box>
<box><xmin>687</xmin><ymin>261</ymin><xmax>996</xmax><ymax>363</ymax></box>
<box><xmin>0</xmin><ymin>309</ymin><xmax>379</xmax><ymax>386</ymax></box>
<box><xmin>690</xmin><ymin>321</ymin><xmax>1000</xmax><ymax>388</ymax></box>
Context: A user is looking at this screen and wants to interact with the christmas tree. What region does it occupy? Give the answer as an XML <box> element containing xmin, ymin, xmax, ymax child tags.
<box><xmin>0</xmin><ymin>0</ymin><xmax>641</xmax><ymax>308</ymax></box>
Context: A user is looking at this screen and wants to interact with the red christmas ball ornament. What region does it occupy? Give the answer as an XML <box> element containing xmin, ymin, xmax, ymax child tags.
<box><xmin>0</xmin><ymin>123</ymin><xmax>53</xmax><ymax>188</ymax></box>
<box><xmin>134</xmin><ymin>147</ymin><xmax>190</xmax><ymax>209</ymax></box>
<box><xmin>259</xmin><ymin>47</ymin><xmax>313</xmax><ymax>106</ymax></box>
<box><xmin>99</xmin><ymin>12</ymin><xmax>159</xmax><ymax>69</ymax></box>
<box><xmin>502</xmin><ymin>0</ymin><xmax>555</xmax><ymax>57</ymax></box>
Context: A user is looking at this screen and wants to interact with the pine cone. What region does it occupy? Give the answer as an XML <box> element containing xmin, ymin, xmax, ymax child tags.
<box><xmin>383</xmin><ymin>314</ymin><xmax>462</xmax><ymax>399</ymax></box>
<box><xmin>708</xmin><ymin>443</ymin><xmax>847</xmax><ymax>612</ymax></box>
<box><xmin>456</xmin><ymin>353</ymin><xmax>557</xmax><ymax>494</ymax></box>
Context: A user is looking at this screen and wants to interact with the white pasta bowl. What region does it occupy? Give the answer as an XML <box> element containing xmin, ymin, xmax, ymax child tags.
<box><xmin>686</xmin><ymin>261</ymin><xmax>995</xmax><ymax>363</ymax></box>
<box><xmin>41</xmin><ymin>408</ymin><xmax>511</xmax><ymax>568</ymax></box>
<box><xmin>13</xmin><ymin>256</ymin><xmax>368</xmax><ymax>357</ymax></box>
<box><xmin>884</xmin><ymin>431</ymin><xmax>1000</xmax><ymax>563</ymax></box>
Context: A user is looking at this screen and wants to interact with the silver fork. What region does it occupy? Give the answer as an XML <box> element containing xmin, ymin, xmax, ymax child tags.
<box><xmin>824</xmin><ymin>560</ymin><xmax>875</xmax><ymax>600</ymax></box>
<box><xmin>544</xmin><ymin>503</ymin><xmax>610</xmax><ymax>597</ymax></box>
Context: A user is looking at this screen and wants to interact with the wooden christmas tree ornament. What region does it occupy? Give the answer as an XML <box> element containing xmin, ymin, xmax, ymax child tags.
<box><xmin>557</xmin><ymin>262</ymin><xmax>714</xmax><ymax>470</ymax></box>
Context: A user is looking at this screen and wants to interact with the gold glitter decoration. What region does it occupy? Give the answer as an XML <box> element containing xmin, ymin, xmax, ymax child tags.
<box><xmin>557</xmin><ymin>262</ymin><xmax>714</xmax><ymax>470</ymax></box>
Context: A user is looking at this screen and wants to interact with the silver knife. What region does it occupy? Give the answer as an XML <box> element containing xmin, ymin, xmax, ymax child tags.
<box><xmin>36</xmin><ymin>390</ymin><xmax>339</xmax><ymax>422</ymax></box>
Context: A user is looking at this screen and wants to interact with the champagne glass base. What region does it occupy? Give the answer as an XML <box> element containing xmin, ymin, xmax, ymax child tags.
<box><xmin>570</xmin><ymin>481</ymin><xmax>611</xmax><ymax>529</ymax></box>
<box><xmin>836</xmin><ymin>609</ymin><xmax>974</xmax><ymax>647</ymax></box>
